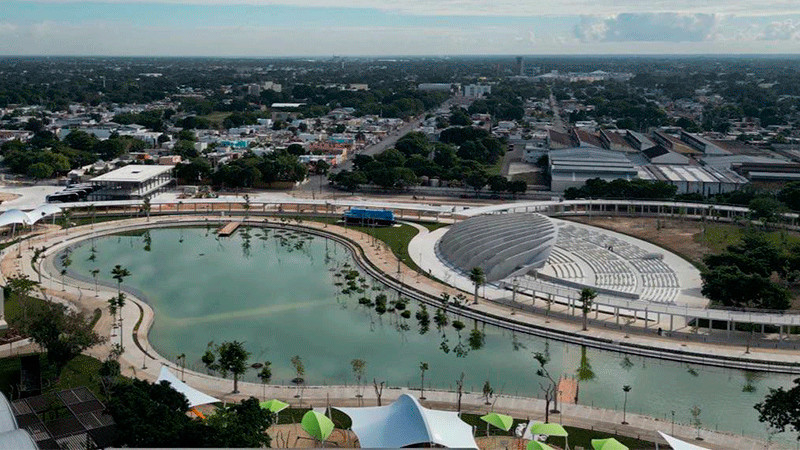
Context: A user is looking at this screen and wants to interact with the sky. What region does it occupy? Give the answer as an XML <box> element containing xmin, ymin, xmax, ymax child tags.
<box><xmin>1</xmin><ymin>1</ymin><xmax>800</xmax><ymax>56</ymax></box>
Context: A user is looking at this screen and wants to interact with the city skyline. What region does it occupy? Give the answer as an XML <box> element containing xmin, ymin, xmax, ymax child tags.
<box><xmin>1</xmin><ymin>0</ymin><xmax>800</xmax><ymax>56</ymax></box>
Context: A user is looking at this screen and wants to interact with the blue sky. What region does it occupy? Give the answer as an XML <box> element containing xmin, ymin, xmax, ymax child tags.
<box><xmin>1</xmin><ymin>1</ymin><xmax>800</xmax><ymax>56</ymax></box>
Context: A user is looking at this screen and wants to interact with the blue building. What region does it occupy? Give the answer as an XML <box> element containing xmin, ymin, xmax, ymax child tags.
<box><xmin>343</xmin><ymin>208</ymin><xmax>395</xmax><ymax>226</ymax></box>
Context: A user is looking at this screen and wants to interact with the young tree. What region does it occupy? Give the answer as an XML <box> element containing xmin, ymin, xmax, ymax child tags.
<box><xmin>7</xmin><ymin>274</ymin><xmax>38</xmax><ymax>321</ymax></box>
<box><xmin>419</xmin><ymin>361</ymin><xmax>429</xmax><ymax>400</ymax></box>
<box><xmin>291</xmin><ymin>355</ymin><xmax>305</xmax><ymax>399</ymax></box>
<box><xmin>257</xmin><ymin>362</ymin><xmax>272</xmax><ymax>400</ymax></box>
<box><xmin>351</xmin><ymin>359</ymin><xmax>366</xmax><ymax>401</ymax></box>
<box><xmin>534</xmin><ymin>352</ymin><xmax>559</xmax><ymax>423</ymax></box>
<box><xmin>22</xmin><ymin>301</ymin><xmax>106</xmax><ymax>369</ymax></box>
<box><xmin>690</xmin><ymin>405</ymin><xmax>703</xmax><ymax>440</ymax></box>
<box><xmin>456</xmin><ymin>372</ymin><xmax>465</xmax><ymax>412</ymax></box>
<box><xmin>579</xmin><ymin>288</ymin><xmax>597</xmax><ymax>331</ymax></box>
<box><xmin>468</xmin><ymin>267</ymin><xmax>485</xmax><ymax>305</ymax></box>
<box><xmin>373</xmin><ymin>378</ymin><xmax>385</xmax><ymax>406</ymax></box>
<box><xmin>217</xmin><ymin>341</ymin><xmax>250</xmax><ymax>393</ymax></box>
<box><xmin>482</xmin><ymin>380</ymin><xmax>493</xmax><ymax>405</ymax></box>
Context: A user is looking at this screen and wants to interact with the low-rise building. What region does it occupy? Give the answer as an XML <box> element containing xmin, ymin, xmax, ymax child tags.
<box><xmin>88</xmin><ymin>164</ymin><xmax>174</xmax><ymax>200</ymax></box>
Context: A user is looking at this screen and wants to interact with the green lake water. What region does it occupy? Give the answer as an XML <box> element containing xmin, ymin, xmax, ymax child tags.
<box><xmin>65</xmin><ymin>226</ymin><xmax>796</xmax><ymax>442</ymax></box>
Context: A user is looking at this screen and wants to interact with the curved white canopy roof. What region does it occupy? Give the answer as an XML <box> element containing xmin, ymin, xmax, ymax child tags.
<box><xmin>0</xmin><ymin>205</ymin><xmax>61</xmax><ymax>227</ymax></box>
<box><xmin>658</xmin><ymin>431</ymin><xmax>709</xmax><ymax>450</ymax></box>
<box><xmin>26</xmin><ymin>204</ymin><xmax>62</xmax><ymax>224</ymax></box>
<box><xmin>336</xmin><ymin>394</ymin><xmax>477</xmax><ymax>449</ymax></box>
<box><xmin>0</xmin><ymin>210</ymin><xmax>32</xmax><ymax>228</ymax></box>
<box><xmin>156</xmin><ymin>366</ymin><xmax>220</xmax><ymax>408</ymax></box>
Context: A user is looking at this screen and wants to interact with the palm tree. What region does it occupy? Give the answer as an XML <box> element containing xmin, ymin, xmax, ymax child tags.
<box><xmin>111</xmin><ymin>265</ymin><xmax>131</xmax><ymax>296</ymax></box>
<box><xmin>579</xmin><ymin>288</ymin><xmax>597</xmax><ymax>331</ymax></box>
<box><xmin>142</xmin><ymin>197</ymin><xmax>151</xmax><ymax>221</ymax></box>
<box><xmin>622</xmin><ymin>385</ymin><xmax>632</xmax><ymax>424</ymax></box>
<box><xmin>419</xmin><ymin>362</ymin><xmax>429</xmax><ymax>400</ymax></box>
<box><xmin>468</xmin><ymin>267</ymin><xmax>485</xmax><ymax>305</ymax></box>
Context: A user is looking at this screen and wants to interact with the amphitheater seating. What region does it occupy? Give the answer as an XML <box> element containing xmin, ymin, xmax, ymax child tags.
<box><xmin>543</xmin><ymin>225</ymin><xmax>680</xmax><ymax>304</ymax></box>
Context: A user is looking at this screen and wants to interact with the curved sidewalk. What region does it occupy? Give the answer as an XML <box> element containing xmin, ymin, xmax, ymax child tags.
<box><xmin>0</xmin><ymin>216</ymin><xmax>782</xmax><ymax>449</ymax></box>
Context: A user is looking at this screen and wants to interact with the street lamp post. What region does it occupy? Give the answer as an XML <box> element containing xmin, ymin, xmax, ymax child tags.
<box><xmin>622</xmin><ymin>385</ymin><xmax>632</xmax><ymax>425</ymax></box>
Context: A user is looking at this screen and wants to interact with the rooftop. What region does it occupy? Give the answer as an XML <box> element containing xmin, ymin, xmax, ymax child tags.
<box><xmin>91</xmin><ymin>165</ymin><xmax>174</xmax><ymax>183</ymax></box>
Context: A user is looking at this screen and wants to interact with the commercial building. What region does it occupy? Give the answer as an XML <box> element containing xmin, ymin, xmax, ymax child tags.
<box><xmin>641</xmin><ymin>165</ymin><xmax>747</xmax><ymax>195</ymax></box>
<box><xmin>88</xmin><ymin>164</ymin><xmax>174</xmax><ymax>201</ymax></box>
<box><xmin>462</xmin><ymin>84</ymin><xmax>491</xmax><ymax>98</ymax></box>
<box><xmin>549</xmin><ymin>147</ymin><xmax>638</xmax><ymax>191</ymax></box>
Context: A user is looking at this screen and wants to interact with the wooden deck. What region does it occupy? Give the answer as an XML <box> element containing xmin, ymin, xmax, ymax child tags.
<box><xmin>557</xmin><ymin>377</ymin><xmax>579</xmax><ymax>405</ymax></box>
<box><xmin>217</xmin><ymin>221</ymin><xmax>241</xmax><ymax>237</ymax></box>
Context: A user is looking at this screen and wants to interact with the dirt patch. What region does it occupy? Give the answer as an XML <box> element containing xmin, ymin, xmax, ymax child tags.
<box><xmin>0</xmin><ymin>192</ymin><xmax>20</xmax><ymax>203</ymax></box>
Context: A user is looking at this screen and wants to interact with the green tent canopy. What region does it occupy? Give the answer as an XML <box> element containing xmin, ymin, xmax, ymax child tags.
<box><xmin>480</xmin><ymin>412</ymin><xmax>514</xmax><ymax>431</ymax></box>
<box><xmin>592</xmin><ymin>437</ymin><xmax>629</xmax><ymax>450</ymax></box>
<box><xmin>527</xmin><ymin>440</ymin><xmax>556</xmax><ymax>450</ymax></box>
<box><xmin>528</xmin><ymin>422</ymin><xmax>569</xmax><ymax>437</ymax></box>
<box><xmin>260</xmin><ymin>399</ymin><xmax>289</xmax><ymax>414</ymax></box>
<box><xmin>301</xmin><ymin>410</ymin><xmax>335</xmax><ymax>442</ymax></box>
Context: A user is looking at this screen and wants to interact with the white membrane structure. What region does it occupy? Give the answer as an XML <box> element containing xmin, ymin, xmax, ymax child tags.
<box><xmin>336</xmin><ymin>394</ymin><xmax>478</xmax><ymax>448</ymax></box>
<box><xmin>437</xmin><ymin>212</ymin><xmax>557</xmax><ymax>282</ymax></box>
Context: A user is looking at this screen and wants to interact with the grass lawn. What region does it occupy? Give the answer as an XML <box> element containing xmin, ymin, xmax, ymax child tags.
<box><xmin>197</xmin><ymin>111</ymin><xmax>233</xmax><ymax>128</ymax></box>
<box><xmin>694</xmin><ymin>223</ymin><xmax>800</xmax><ymax>254</ymax></box>
<box><xmin>305</xmin><ymin>217</ymin><xmax>423</xmax><ymax>272</ymax></box>
<box><xmin>0</xmin><ymin>293</ymin><xmax>48</xmax><ymax>340</ymax></box>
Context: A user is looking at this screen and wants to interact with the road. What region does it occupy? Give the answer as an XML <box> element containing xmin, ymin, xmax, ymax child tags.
<box><xmin>337</xmin><ymin>96</ymin><xmax>458</xmax><ymax>172</ymax></box>
<box><xmin>549</xmin><ymin>93</ymin><xmax>568</xmax><ymax>133</ymax></box>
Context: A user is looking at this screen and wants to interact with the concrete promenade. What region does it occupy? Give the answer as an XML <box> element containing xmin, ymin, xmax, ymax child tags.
<box><xmin>0</xmin><ymin>215</ymin><xmax>788</xmax><ymax>449</ymax></box>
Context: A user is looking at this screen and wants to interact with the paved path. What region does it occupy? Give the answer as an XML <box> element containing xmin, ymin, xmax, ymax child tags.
<box><xmin>0</xmin><ymin>216</ymin><xmax>784</xmax><ymax>449</ymax></box>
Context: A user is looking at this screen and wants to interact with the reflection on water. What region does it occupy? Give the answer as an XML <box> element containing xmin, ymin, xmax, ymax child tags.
<box><xmin>66</xmin><ymin>227</ymin><xmax>796</xmax><ymax>441</ymax></box>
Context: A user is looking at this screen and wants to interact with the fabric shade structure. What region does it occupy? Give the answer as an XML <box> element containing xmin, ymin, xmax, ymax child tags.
<box><xmin>592</xmin><ymin>437</ymin><xmax>629</xmax><ymax>450</ymax></box>
<box><xmin>260</xmin><ymin>399</ymin><xmax>289</xmax><ymax>414</ymax></box>
<box><xmin>657</xmin><ymin>431</ymin><xmax>710</xmax><ymax>450</ymax></box>
<box><xmin>481</xmin><ymin>412</ymin><xmax>513</xmax><ymax>431</ymax></box>
<box><xmin>26</xmin><ymin>204</ymin><xmax>62</xmax><ymax>224</ymax></box>
<box><xmin>156</xmin><ymin>366</ymin><xmax>220</xmax><ymax>408</ymax></box>
<box><xmin>301</xmin><ymin>410</ymin><xmax>334</xmax><ymax>442</ymax></box>
<box><xmin>336</xmin><ymin>394</ymin><xmax>478</xmax><ymax>449</ymax></box>
<box><xmin>527</xmin><ymin>440</ymin><xmax>556</xmax><ymax>450</ymax></box>
<box><xmin>0</xmin><ymin>205</ymin><xmax>62</xmax><ymax>228</ymax></box>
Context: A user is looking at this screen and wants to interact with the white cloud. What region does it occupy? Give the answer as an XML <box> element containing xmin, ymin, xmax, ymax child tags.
<box><xmin>760</xmin><ymin>19</ymin><xmax>800</xmax><ymax>40</ymax></box>
<box><xmin>13</xmin><ymin>0</ymin><xmax>800</xmax><ymax>18</ymax></box>
<box><xmin>575</xmin><ymin>13</ymin><xmax>718</xmax><ymax>42</ymax></box>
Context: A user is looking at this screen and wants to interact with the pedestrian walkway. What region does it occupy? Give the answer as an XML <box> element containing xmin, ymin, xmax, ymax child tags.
<box><xmin>0</xmin><ymin>215</ymin><xmax>783</xmax><ymax>449</ymax></box>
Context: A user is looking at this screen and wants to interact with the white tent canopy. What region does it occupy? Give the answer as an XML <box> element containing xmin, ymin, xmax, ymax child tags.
<box><xmin>156</xmin><ymin>366</ymin><xmax>220</xmax><ymax>408</ymax></box>
<box><xmin>0</xmin><ymin>205</ymin><xmax>61</xmax><ymax>228</ymax></box>
<box><xmin>336</xmin><ymin>394</ymin><xmax>478</xmax><ymax>449</ymax></box>
<box><xmin>658</xmin><ymin>431</ymin><xmax>710</xmax><ymax>450</ymax></box>
<box><xmin>26</xmin><ymin>204</ymin><xmax>62</xmax><ymax>224</ymax></box>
